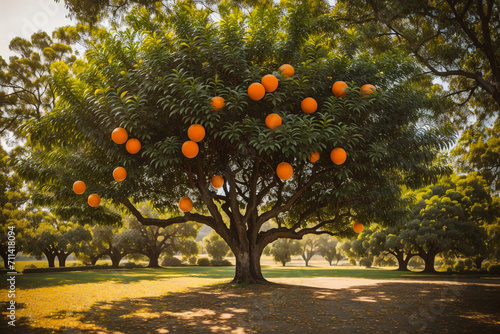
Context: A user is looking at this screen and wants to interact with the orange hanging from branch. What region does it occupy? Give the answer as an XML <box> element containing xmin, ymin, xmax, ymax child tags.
<box><xmin>182</xmin><ymin>140</ymin><xmax>199</xmax><ymax>158</ymax></box>
<box><xmin>179</xmin><ymin>197</ymin><xmax>193</xmax><ymax>212</ymax></box>
<box><xmin>330</xmin><ymin>148</ymin><xmax>347</xmax><ymax>165</ymax></box>
<box><xmin>276</xmin><ymin>162</ymin><xmax>293</xmax><ymax>180</ymax></box>
<box><xmin>188</xmin><ymin>124</ymin><xmax>205</xmax><ymax>142</ymax></box>
<box><xmin>88</xmin><ymin>193</ymin><xmax>101</xmax><ymax>207</ymax></box>
<box><xmin>126</xmin><ymin>138</ymin><xmax>141</xmax><ymax>154</ymax></box>
<box><xmin>113</xmin><ymin>167</ymin><xmax>127</xmax><ymax>181</ymax></box>
<box><xmin>353</xmin><ymin>222</ymin><xmax>364</xmax><ymax>233</ymax></box>
<box><xmin>73</xmin><ymin>181</ymin><xmax>86</xmax><ymax>194</ymax></box>
<box><xmin>112</xmin><ymin>127</ymin><xmax>128</xmax><ymax>144</ymax></box>
<box><xmin>360</xmin><ymin>84</ymin><xmax>376</xmax><ymax>96</ymax></box>
<box><xmin>309</xmin><ymin>152</ymin><xmax>320</xmax><ymax>163</ymax></box>
<box><xmin>332</xmin><ymin>81</ymin><xmax>348</xmax><ymax>98</ymax></box>
<box><xmin>279</xmin><ymin>64</ymin><xmax>294</xmax><ymax>78</ymax></box>
<box><xmin>265</xmin><ymin>113</ymin><xmax>282</xmax><ymax>130</ymax></box>
<box><xmin>248</xmin><ymin>82</ymin><xmax>266</xmax><ymax>101</ymax></box>
<box><xmin>261</xmin><ymin>74</ymin><xmax>278</xmax><ymax>92</ymax></box>
<box><xmin>211</xmin><ymin>96</ymin><xmax>225</xmax><ymax>110</ymax></box>
<box><xmin>301</xmin><ymin>97</ymin><xmax>318</xmax><ymax>114</ymax></box>
<box><xmin>211</xmin><ymin>175</ymin><xmax>224</xmax><ymax>189</ymax></box>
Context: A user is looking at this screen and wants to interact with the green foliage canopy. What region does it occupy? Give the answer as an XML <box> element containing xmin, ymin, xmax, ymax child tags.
<box><xmin>19</xmin><ymin>1</ymin><xmax>453</xmax><ymax>283</ymax></box>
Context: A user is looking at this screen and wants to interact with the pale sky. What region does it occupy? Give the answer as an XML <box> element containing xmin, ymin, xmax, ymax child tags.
<box><xmin>0</xmin><ymin>0</ymin><xmax>72</xmax><ymax>59</ymax></box>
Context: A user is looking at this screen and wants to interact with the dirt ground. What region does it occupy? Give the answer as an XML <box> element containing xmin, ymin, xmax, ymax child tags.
<box><xmin>2</xmin><ymin>276</ymin><xmax>500</xmax><ymax>333</ymax></box>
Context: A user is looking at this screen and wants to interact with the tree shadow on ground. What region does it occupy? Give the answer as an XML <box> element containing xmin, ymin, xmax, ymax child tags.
<box><xmin>12</xmin><ymin>280</ymin><xmax>500</xmax><ymax>334</ymax></box>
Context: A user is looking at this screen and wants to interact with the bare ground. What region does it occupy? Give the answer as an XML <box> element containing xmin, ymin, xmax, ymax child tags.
<box><xmin>2</xmin><ymin>276</ymin><xmax>500</xmax><ymax>333</ymax></box>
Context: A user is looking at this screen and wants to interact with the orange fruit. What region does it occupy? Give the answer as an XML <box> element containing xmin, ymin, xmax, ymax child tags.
<box><xmin>211</xmin><ymin>96</ymin><xmax>225</xmax><ymax>110</ymax></box>
<box><xmin>248</xmin><ymin>82</ymin><xmax>266</xmax><ymax>101</ymax></box>
<box><xmin>111</xmin><ymin>127</ymin><xmax>128</xmax><ymax>144</ymax></box>
<box><xmin>126</xmin><ymin>138</ymin><xmax>141</xmax><ymax>154</ymax></box>
<box><xmin>265</xmin><ymin>113</ymin><xmax>282</xmax><ymax>130</ymax></box>
<box><xmin>211</xmin><ymin>175</ymin><xmax>224</xmax><ymax>189</ymax></box>
<box><xmin>330</xmin><ymin>148</ymin><xmax>347</xmax><ymax>165</ymax></box>
<box><xmin>182</xmin><ymin>140</ymin><xmax>199</xmax><ymax>158</ymax></box>
<box><xmin>179</xmin><ymin>197</ymin><xmax>193</xmax><ymax>212</ymax></box>
<box><xmin>113</xmin><ymin>167</ymin><xmax>127</xmax><ymax>182</ymax></box>
<box><xmin>360</xmin><ymin>84</ymin><xmax>376</xmax><ymax>96</ymax></box>
<box><xmin>276</xmin><ymin>162</ymin><xmax>293</xmax><ymax>180</ymax></box>
<box><xmin>279</xmin><ymin>64</ymin><xmax>294</xmax><ymax>78</ymax></box>
<box><xmin>309</xmin><ymin>152</ymin><xmax>320</xmax><ymax>163</ymax></box>
<box><xmin>332</xmin><ymin>81</ymin><xmax>348</xmax><ymax>98</ymax></box>
<box><xmin>301</xmin><ymin>97</ymin><xmax>318</xmax><ymax>114</ymax></box>
<box><xmin>353</xmin><ymin>222</ymin><xmax>364</xmax><ymax>233</ymax></box>
<box><xmin>73</xmin><ymin>181</ymin><xmax>86</xmax><ymax>194</ymax></box>
<box><xmin>188</xmin><ymin>124</ymin><xmax>205</xmax><ymax>142</ymax></box>
<box><xmin>88</xmin><ymin>193</ymin><xmax>101</xmax><ymax>207</ymax></box>
<box><xmin>261</xmin><ymin>74</ymin><xmax>278</xmax><ymax>92</ymax></box>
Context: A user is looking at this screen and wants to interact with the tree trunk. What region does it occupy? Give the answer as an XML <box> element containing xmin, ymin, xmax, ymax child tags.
<box><xmin>474</xmin><ymin>257</ymin><xmax>483</xmax><ymax>270</ymax></box>
<box><xmin>395</xmin><ymin>252</ymin><xmax>414</xmax><ymax>271</ymax></box>
<box><xmin>57</xmin><ymin>253</ymin><xmax>69</xmax><ymax>267</ymax></box>
<box><xmin>44</xmin><ymin>251</ymin><xmax>56</xmax><ymax>268</ymax></box>
<box><xmin>110</xmin><ymin>254</ymin><xmax>123</xmax><ymax>268</ymax></box>
<box><xmin>90</xmin><ymin>256</ymin><xmax>99</xmax><ymax>265</ymax></box>
<box><xmin>231</xmin><ymin>247</ymin><xmax>267</xmax><ymax>284</ymax></box>
<box><xmin>2</xmin><ymin>253</ymin><xmax>8</xmax><ymax>269</ymax></box>
<box><xmin>281</xmin><ymin>261</ymin><xmax>286</xmax><ymax>266</ymax></box>
<box><xmin>147</xmin><ymin>253</ymin><xmax>160</xmax><ymax>268</ymax></box>
<box><xmin>422</xmin><ymin>252</ymin><xmax>437</xmax><ymax>273</ymax></box>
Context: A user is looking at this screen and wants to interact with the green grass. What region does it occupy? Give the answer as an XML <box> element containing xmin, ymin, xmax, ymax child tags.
<box><xmin>15</xmin><ymin>263</ymin><xmax>458</xmax><ymax>290</ymax></box>
<box><xmin>7</xmin><ymin>259</ymin><xmax>112</xmax><ymax>272</ymax></box>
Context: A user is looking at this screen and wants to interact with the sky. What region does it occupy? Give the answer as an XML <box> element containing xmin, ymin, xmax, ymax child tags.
<box><xmin>0</xmin><ymin>0</ymin><xmax>73</xmax><ymax>59</ymax></box>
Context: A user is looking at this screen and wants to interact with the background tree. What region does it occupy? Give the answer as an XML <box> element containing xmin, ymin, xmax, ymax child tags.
<box><xmin>299</xmin><ymin>234</ymin><xmax>319</xmax><ymax>266</ymax></box>
<box><xmin>336</xmin><ymin>0</ymin><xmax>500</xmax><ymax>192</ymax></box>
<box><xmin>407</xmin><ymin>189</ymin><xmax>485</xmax><ymax>272</ymax></box>
<box><xmin>55</xmin><ymin>222</ymin><xmax>92</xmax><ymax>266</ymax></box>
<box><xmin>316</xmin><ymin>235</ymin><xmax>341</xmax><ymax>265</ymax></box>
<box><xmin>452</xmin><ymin>123</ymin><xmax>500</xmax><ymax>192</ymax></box>
<box><xmin>203</xmin><ymin>230</ymin><xmax>230</xmax><ymax>261</ymax></box>
<box><xmin>0</xmin><ymin>30</ymin><xmax>78</xmax><ymax>136</ymax></box>
<box><xmin>127</xmin><ymin>203</ymin><xmax>200</xmax><ymax>267</ymax></box>
<box><xmin>337</xmin><ymin>240</ymin><xmax>362</xmax><ymax>266</ymax></box>
<box><xmin>75</xmin><ymin>225</ymin><xmax>103</xmax><ymax>265</ymax></box>
<box><xmin>336</xmin><ymin>0</ymin><xmax>500</xmax><ymax>118</ymax></box>
<box><xmin>19</xmin><ymin>0</ymin><xmax>452</xmax><ymax>283</ymax></box>
<box><xmin>24</xmin><ymin>211</ymin><xmax>91</xmax><ymax>267</ymax></box>
<box><xmin>265</xmin><ymin>238</ymin><xmax>301</xmax><ymax>266</ymax></box>
<box><xmin>355</xmin><ymin>225</ymin><xmax>419</xmax><ymax>271</ymax></box>
<box><xmin>0</xmin><ymin>146</ymin><xmax>29</xmax><ymax>269</ymax></box>
<box><xmin>91</xmin><ymin>225</ymin><xmax>136</xmax><ymax>267</ymax></box>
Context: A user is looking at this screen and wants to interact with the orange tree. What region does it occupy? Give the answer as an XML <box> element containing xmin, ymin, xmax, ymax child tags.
<box><xmin>18</xmin><ymin>1</ymin><xmax>453</xmax><ymax>283</ymax></box>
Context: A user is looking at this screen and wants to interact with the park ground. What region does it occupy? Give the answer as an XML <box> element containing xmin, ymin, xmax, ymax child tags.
<box><xmin>1</xmin><ymin>257</ymin><xmax>500</xmax><ymax>333</ymax></box>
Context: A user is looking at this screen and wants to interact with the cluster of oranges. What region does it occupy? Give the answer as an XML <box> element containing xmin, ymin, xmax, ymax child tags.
<box><xmin>72</xmin><ymin>127</ymin><xmax>140</xmax><ymax>207</ymax></box>
<box><xmin>73</xmin><ymin>64</ymin><xmax>371</xmax><ymax>232</ymax></box>
<box><xmin>247</xmin><ymin>64</ymin><xmax>376</xmax><ymax>181</ymax></box>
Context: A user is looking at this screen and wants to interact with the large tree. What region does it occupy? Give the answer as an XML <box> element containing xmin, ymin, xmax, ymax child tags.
<box><xmin>336</xmin><ymin>0</ymin><xmax>500</xmax><ymax>118</ymax></box>
<box><xmin>19</xmin><ymin>1</ymin><xmax>452</xmax><ymax>283</ymax></box>
<box><xmin>335</xmin><ymin>0</ymin><xmax>500</xmax><ymax>191</ymax></box>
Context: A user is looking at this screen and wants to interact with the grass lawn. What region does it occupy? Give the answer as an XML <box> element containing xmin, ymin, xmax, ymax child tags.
<box><xmin>2</xmin><ymin>260</ymin><xmax>499</xmax><ymax>333</ymax></box>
